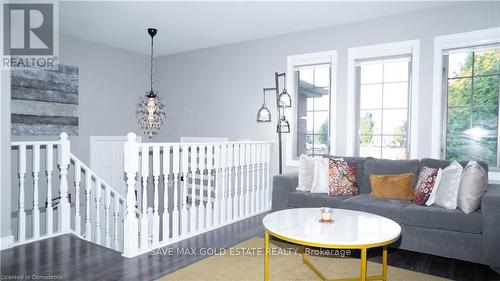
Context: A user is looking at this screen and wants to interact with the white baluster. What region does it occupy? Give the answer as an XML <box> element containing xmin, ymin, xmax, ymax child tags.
<box><xmin>226</xmin><ymin>144</ymin><xmax>234</xmax><ymax>221</ymax></box>
<box><xmin>213</xmin><ymin>145</ymin><xmax>221</xmax><ymax>226</ymax></box>
<box><xmin>74</xmin><ymin>162</ymin><xmax>81</xmax><ymax>236</ymax></box>
<box><xmin>123</xmin><ymin>132</ymin><xmax>139</xmax><ymax>257</ymax></box>
<box><xmin>198</xmin><ymin>145</ymin><xmax>206</xmax><ymax>230</ymax></box>
<box><xmin>206</xmin><ymin>145</ymin><xmax>213</xmax><ymax>228</ymax></box>
<box><xmin>32</xmin><ymin>144</ymin><xmax>40</xmax><ymax>238</ymax></box>
<box><xmin>266</xmin><ymin>143</ymin><xmax>271</xmax><ymax>209</ymax></box>
<box><xmin>162</xmin><ymin>145</ymin><xmax>171</xmax><ymax>241</ymax></box>
<box><xmin>180</xmin><ymin>145</ymin><xmax>189</xmax><ymax>236</ymax></box>
<box><xmin>255</xmin><ymin>144</ymin><xmax>261</xmax><ymax>212</ymax></box>
<box><xmin>18</xmin><ymin>145</ymin><xmax>26</xmax><ymax>242</ymax></box>
<box><xmin>238</xmin><ymin>144</ymin><xmax>245</xmax><ymax>218</ymax></box>
<box><xmin>46</xmin><ymin>145</ymin><xmax>53</xmax><ymax>235</ymax></box>
<box><xmin>172</xmin><ymin>145</ymin><xmax>180</xmax><ymax>238</ymax></box>
<box><xmin>58</xmin><ymin>133</ymin><xmax>71</xmax><ymax>232</ymax></box>
<box><xmin>260</xmin><ymin>143</ymin><xmax>266</xmax><ymax>212</ymax></box>
<box><xmin>95</xmin><ymin>179</ymin><xmax>102</xmax><ymax>245</ymax></box>
<box><xmin>245</xmin><ymin>143</ymin><xmax>251</xmax><ymax>216</ymax></box>
<box><xmin>113</xmin><ymin>195</ymin><xmax>120</xmax><ymax>250</ymax></box>
<box><xmin>140</xmin><ymin>146</ymin><xmax>149</xmax><ymax>249</ymax></box>
<box><xmin>233</xmin><ymin>144</ymin><xmax>239</xmax><ymax>219</ymax></box>
<box><xmin>84</xmin><ymin>172</ymin><xmax>92</xmax><ymax>240</ymax></box>
<box><xmin>189</xmin><ymin>145</ymin><xmax>197</xmax><ymax>233</ymax></box>
<box><xmin>152</xmin><ymin>146</ymin><xmax>160</xmax><ymax>245</ymax></box>
<box><xmin>104</xmin><ymin>185</ymin><xmax>111</xmax><ymax>247</ymax></box>
<box><xmin>220</xmin><ymin>144</ymin><xmax>227</xmax><ymax>223</ymax></box>
<box><xmin>251</xmin><ymin>144</ymin><xmax>257</xmax><ymax>214</ymax></box>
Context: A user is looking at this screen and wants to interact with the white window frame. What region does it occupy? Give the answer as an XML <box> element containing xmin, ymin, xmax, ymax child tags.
<box><xmin>285</xmin><ymin>50</ymin><xmax>337</xmax><ymax>167</ymax></box>
<box><xmin>431</xmin><ymin>27</ymin><xmax>500</xmax><ymax>182</ymax></box>
<box><xmin>346</xmin><ymin>40</ymin><xmax>420</xmax><ymax>159</ymax></box>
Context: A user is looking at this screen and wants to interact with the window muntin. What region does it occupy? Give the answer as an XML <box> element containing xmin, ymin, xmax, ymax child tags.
<box><xmin>443</xmin><ymin>46</ymin><xmax>500</xmax><ymax>167</ymax></box>
<box><xmin>294</xmin><ymin>64</ymin><xmax>331</xmax><ymax>158</ymax></box>
<box><xmin>356</xmin><ymin>57</ymin><xmax>411</xmax><ymax>159</ymax></box>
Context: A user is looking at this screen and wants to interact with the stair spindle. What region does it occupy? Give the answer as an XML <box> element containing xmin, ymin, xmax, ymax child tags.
<box><xmin>32</xmin><ymin>144</ymin><xmax>40</xmax><ymax>238</ymax></box>
<box><xmin>162</xmin><ymin>145</ymin><xmax>170</xmax><ymax>241</ymax></box>
<box><xmin>84</xmin><ymin>172</ymin><xmax>92</xmax><ymax>241</ymax></box>
<box><xmin>74</xmin><ymin>162</ymin><xmax>82</xmax><ymax>236</ymax></box>
<box><xmin>95</xmin><ymin>179</ymin><xmax>102</xmax><ymax>245</ymax></box>
<box><xmin>140</xmin><ymin>146</ymin><xmax>149</xmax><ymax>249</ymax></box>
<box><xmin>172</xmin><ymin>145</ymin><xmax>180</xmax><ymax>238</ymax></box>
<box><xmin>152</xmin><ymin>146</ymin><xmax>160</xmax><ymax>245</ymax></box>
<box><xmin>18</xmin><ymin>145</ymin><xmax>26</xmax><ymax>242</ymax></box>
<box><xmin>46</xmin><ymin>145</ymin><xmax>54</xmax><ymax>235</ymax></box>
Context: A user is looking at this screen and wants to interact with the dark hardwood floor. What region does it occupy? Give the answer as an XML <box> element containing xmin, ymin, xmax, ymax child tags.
<box><xmin>1</xmin><ymin>213</ymin><xmax>499</xmax><ymax>281</ymax></box>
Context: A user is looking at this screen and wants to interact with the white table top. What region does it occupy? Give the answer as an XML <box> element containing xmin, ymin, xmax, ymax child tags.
<box><xmin>263</xmin><ymin>208</ymin><xmax>401</xmax><ymax>248</ymax></box>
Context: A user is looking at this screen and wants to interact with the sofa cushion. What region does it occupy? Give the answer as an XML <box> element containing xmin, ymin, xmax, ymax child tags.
<box><xmin>338</xmin><ymin>194</ymin><xmax>412</xmax><ymax>223</ymax></box>
<box><xmin>362</xmin><ymin>158</ymin><xmax>419</xmax><ymax>194</ymax></box>
<box><xmin>324</xmin><ymin>156</ymin><xmax>370</xmax><ymax>192</ymax></box>
<box><xmin>287</xmin><ymin>191</ymin><xmax>350</xmax><ymax>208</ymax></box>
<box><xmin>419</xmin><ymin>158</ymin><xmax>488</xmax><ymax>174</ymax></box>
<box><xmin>403</xmin><ymin>204</ymin><xmax>482</xmax><ymax>234</ymax></box>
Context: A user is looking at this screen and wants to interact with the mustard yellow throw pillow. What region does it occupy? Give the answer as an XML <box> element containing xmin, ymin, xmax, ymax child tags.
<box><xmin>369</xmin><ymin>173</ymin><xmax>414</xmax><ymax>200</ymax></box>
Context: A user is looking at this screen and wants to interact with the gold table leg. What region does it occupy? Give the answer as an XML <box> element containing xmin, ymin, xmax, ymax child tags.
<box><xmin>382</xmin><ymin>246</ymin><xmax>387</xmax><ymax>281</ymax></box>
<box><xmin>360</xmin><ymin>248</ymin><xmax>367</xmax><ymax>281</ymax></box>
<box><xmin>264</xmin><ymin>231</ymin><xmax>269</xmax><ymax>281</ymax></box>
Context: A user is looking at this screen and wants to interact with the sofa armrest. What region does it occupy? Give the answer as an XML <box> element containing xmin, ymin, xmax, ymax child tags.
<box><xmin>481</xmin><ymin>186</ymin><xmax>500</xmax><ymax>268</ymax></box>
<box><xmin>271</xmin><ymin>173</ymin><xmax>298</xmax><ymax>211</ymax></box>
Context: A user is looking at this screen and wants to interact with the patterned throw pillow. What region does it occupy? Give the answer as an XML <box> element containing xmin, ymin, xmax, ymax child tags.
<box><xmin>328</xmin><ymin>159</ymin><xmax>360</xmax><ymax>196</ymax></box>
<box><xmin>414</xmin><ymin>166</ymin><xmax>439</xmax><ymax>205</ymax></box>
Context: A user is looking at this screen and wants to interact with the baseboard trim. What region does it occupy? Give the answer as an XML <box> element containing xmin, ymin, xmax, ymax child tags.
<box><xmin>0</xmin><ymin>235</ymin><xmax>14</xmax><ymax>250</ymax></box>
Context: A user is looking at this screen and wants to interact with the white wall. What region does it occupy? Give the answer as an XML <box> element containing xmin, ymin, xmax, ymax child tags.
<box><xmin>154</xmin><ymin>2</ymin><xmax>500</xmax><ymax>174</ymax></box>
<box><xmin>11</xmin><ymin>35</ymin><xmax>149</xmax><ymax>164</ymax></box>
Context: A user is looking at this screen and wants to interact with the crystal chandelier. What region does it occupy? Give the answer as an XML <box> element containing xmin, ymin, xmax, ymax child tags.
<box><xmin>136</xmin><ymin>28</ymin><xmax>166</xmax><ymax>139</ymax></box>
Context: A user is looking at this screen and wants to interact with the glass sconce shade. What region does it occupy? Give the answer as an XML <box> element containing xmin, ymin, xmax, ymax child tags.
<box><xmin>278</xmin><ymin>88</ymin><xmax>292</xmax><ymax>108</ymax></box>
<box><xmin>277</xmin><ymin>116</ymin><xmax>290</xmax><ymax>133</ymax></box>
<box><xmin>257</xmin><ymin>104</ymin><xmax>272</xmax><ymax>122</ymax></box>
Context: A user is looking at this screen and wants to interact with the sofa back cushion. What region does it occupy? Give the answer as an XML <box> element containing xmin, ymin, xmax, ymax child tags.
<box><xmin>419</xmin><ymin>158</ymin><xmax>488</xmax><ymax>174</ymax></box>
<box><xmin>323</xmin><ymin>156</ymin><xmax>370</xmax><ymax>190</ymax></box>
<box><xmin>362</xmin><ymin>158</ymin><xmax>420</xmax><ymax>194</ymax></box>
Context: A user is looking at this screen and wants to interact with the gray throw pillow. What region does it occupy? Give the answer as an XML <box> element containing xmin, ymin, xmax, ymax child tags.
<box><xmin>435</xmin><ymin>160</ymin><xmax>463</xmax><ymax>209</ymax></box>
<box><xmin>457</xmin><ymin>161</ymin><xmax>488</xmax><ymax>214</ymax></box>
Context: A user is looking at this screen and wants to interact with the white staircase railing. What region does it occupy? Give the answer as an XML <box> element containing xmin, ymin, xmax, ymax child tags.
<box><xmin>122</xmin><ymin>132</ymin><xmax>272</xmax><ymax>257</ymax></box>
<box><xmin>10</xmin><ymin>133</ymin><xmax>126</xmax><ymax>251</ymax></box>
<box><xmin>70</xmin><ymin>153</ymin><xmax>127</xmax><ymax>251</ymax></box>
<box><xmin>10</xmin><ymin>132</ymin><xmax>272</xmax><ymax>258</ymax></box>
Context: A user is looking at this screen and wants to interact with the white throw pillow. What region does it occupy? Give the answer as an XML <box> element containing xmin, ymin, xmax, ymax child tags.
<box><xmin>425</xmin><ymin>168</ymin><xmax>443</xmax><ymax>206</ymax></box>
<box><xmin>457</xmin><ymin>161</ymin><xmax>488</xmax><ymax>214</ymax></box>
<box><xmin>296</xmin><ymin>154</ymin><xmax>315</xmax><ymax>192</ymax></box>
<box><xmin>310</xmin><ymin>157</ymin><xmax>329</xmax><ymax>193</ymax></box>
<box><xmin>435</xmin><ymin>161</ymin><xmax>463</xmax><ymax>209</ymax></box>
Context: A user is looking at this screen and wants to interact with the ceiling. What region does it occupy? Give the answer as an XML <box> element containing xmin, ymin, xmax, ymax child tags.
<box><xmin>60</xmin><ymin>1</ymin><xmax>450</xmax><ymax>56</ymax></box>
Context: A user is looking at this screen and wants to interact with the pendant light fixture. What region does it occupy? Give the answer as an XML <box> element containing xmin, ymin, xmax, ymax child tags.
<box><xmin>136</xmin><ymin>28</ymin><xmax>166</xmax><ymax>139</ymax></box>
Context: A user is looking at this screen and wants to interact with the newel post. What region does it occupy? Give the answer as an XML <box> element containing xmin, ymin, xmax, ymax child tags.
<box><xmin>123</xmin><ymin>132</ymin><xmax>139</xmax><ymax>257</ymax></box>
<box><xmin>58</xmin><ymin>132</ymin><xmax>71</xmax><ymax>232</ymax></box>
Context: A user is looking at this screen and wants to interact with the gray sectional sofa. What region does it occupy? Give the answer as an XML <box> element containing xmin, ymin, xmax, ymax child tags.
<box><xmin>271</xmin><ymin>157</ymin><xmax>500</xmax><ymax>272</ymax></box>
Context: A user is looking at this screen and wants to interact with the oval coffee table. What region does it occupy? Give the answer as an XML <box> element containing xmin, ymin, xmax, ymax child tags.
<box><xmin>262</xmin><ymin>208</ymin><xmax>401</xmax><ymax>281</ymax></box>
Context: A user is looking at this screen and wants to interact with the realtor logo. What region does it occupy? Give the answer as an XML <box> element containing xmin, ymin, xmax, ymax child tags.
<box><xmin>2</xmin><ymin>2</ymin><xmax>58</xmax><ymax>69</ymax></box>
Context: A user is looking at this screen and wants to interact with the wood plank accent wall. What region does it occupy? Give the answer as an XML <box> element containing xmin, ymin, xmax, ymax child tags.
<box><xmin>11</xmin><ymin>64</ymin><xmax>79</xmax><ymax>135</ymax></box>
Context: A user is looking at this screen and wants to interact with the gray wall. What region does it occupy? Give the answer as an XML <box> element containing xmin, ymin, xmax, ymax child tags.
<box><xmin>154</xmin><ymin>2</ymin><xmax>500</xmax><ymax>174</ymax></box>
<box><xmin>11</xmin><ymin>35</ymin><xmax>149</xmax><ymax>164</ymax></box>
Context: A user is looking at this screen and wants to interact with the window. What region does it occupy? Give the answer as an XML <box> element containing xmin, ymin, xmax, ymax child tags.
<box><xmin>294</xmin><ymin>64</ymin><xmax>331</xmax><ymax>157</ymax></box>
<box><xmin>443</xmin><ymin>45</ymin><xmax>500</xmax><ymax>167</ymax></box>
<box><xmin>355</xmin><ymin>57</ymin><xmax>412</xmax><ymax>159</ymax></box>
<box><xmin>286</xmin><ymin>51</ymin><xmax>336</xmax><ymax>165</ymax></box>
